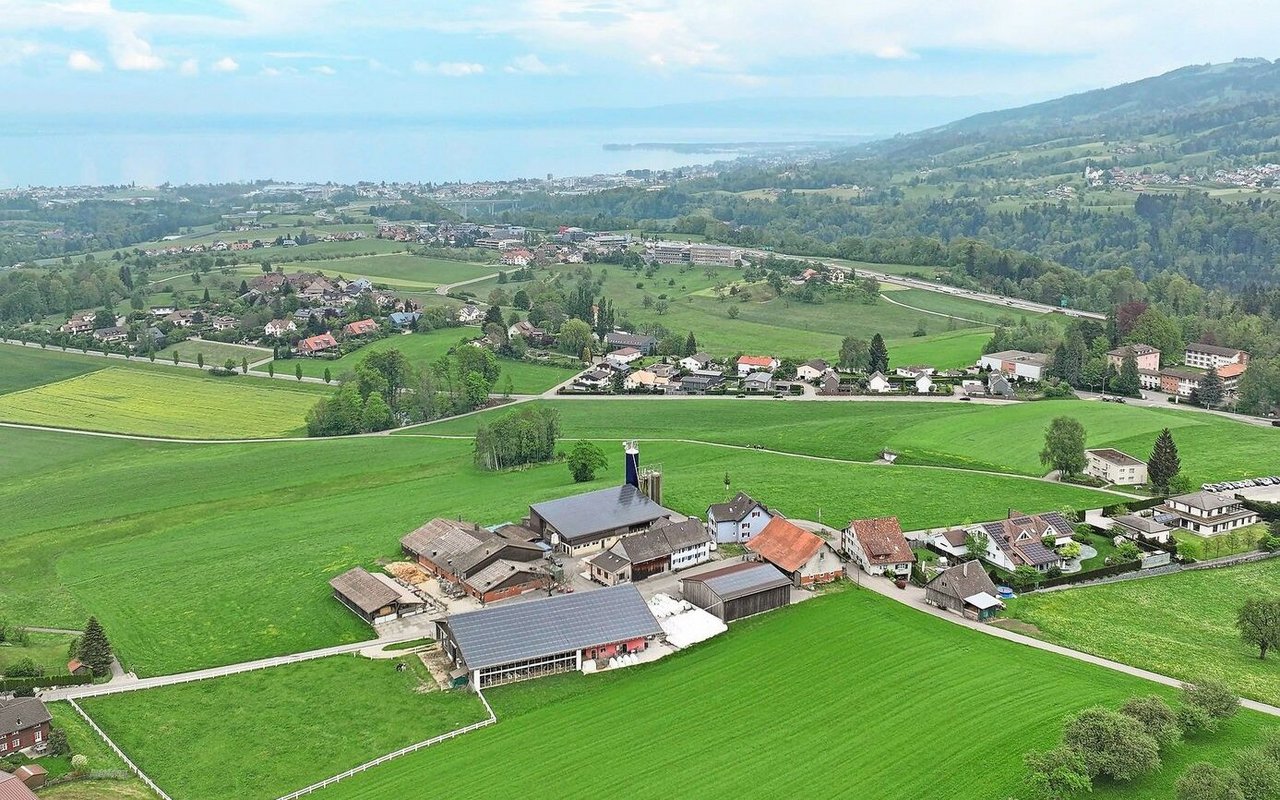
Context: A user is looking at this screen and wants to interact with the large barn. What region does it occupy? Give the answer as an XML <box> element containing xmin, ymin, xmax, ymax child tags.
<box><xmin>401</xmin><ymin>518</ymin><xmax>550</xmax><ymax>603</ymax></box>
<box><xmin>328</xmin><ymin>567</ymin><xmax>426</xmax><ymax>625</ymax></box>
<box><xmin>679</xmin><ymin>561</ymin><xmax>792</xmax><ymax>622</ymax></box>
<box><xmin>435</xmin><ymin>584</ymin><xmax>663</xmax><ymax>690</ymax></box>
<box><xmin>527</xmin><ymin>484</ymin><xmax>675</xmax><ymax>555</ymax></box>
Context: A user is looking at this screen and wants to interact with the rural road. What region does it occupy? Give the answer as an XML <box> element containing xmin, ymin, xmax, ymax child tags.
<box><xmin>877</xmin><ymin>292</ymin><xmax>988</xmax><ymax>325</ymax></box>
<box><xmin>435</xmin><ymin>272</ymin><xmax>499</xmax><ymax>296</ymax></box>
<box><xmin>847</xmin><ymin>562</ymin><xmax>1280</xmax><ymax>718</ymax></box>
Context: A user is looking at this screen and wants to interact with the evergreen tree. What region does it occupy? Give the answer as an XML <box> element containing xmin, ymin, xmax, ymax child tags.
<box><xmin>1198</xmin><ymin>366</ymin><xmax>1225</xmax><ymax>408</ymax></box>
<box><xmin>324</xmin><ymin>367</ymin><xmax>332</xmax><ymax>384</ymax></box>
<box><xmin>684</xmin><ymin>331</ymin><xmax>698</xmax><ymax>357</ymax></box>
<box><xmin>239</xmin><ymin>279</ymin><xmax>250</xmax><ymax>295</ymax></box>
<box><xmin>1148</xmin><ymin>428</ymin><xmax>1182</xmax><ymax>492</ymax></box>
<box><xmin>1113</xmin><ymin>352</ymin><xmax>1141</xmax><ymax>396</ymax></box>
<box><xmin>609</xmin><ymin>370</ymin><xmax>625</xmax><ymax>394</ymax></box>
<box><xmin>295</xmin><ymin>363</ymin><xmax>303</xmax><ymax>381</ymax></box>
<box><xmin>202</xmin><ymin>287</ymin><xmax>210</xmax><ymax>303</ymax></box>
<box><xmin>79</xmin><ymin>617</ymin><xmax>113</xmax><ymax>677</ymax></box>
<box><xmin>241</xmin><ymin>357</ymin><xmax>248</xmax><ymax>375</ymax></box>
<box><xmin>868</xmin><ymin>333</ymin><xmax>889</xmax><ymax>374</ymax></box>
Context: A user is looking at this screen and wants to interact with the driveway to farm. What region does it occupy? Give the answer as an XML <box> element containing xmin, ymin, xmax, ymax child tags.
<box><xmin>848</xmin><ymin>564</ymin><xmax>1280</xmax><ymax>719</ymax></box>
<box><xmin>434</xmin><ymin>272</ymin><xmax>499</xmax><ymax>296</ymax></box>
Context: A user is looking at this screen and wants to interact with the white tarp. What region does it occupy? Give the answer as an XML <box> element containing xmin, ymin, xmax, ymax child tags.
<box><xmin>649</xmin><ymin>593</ymin><xmax>727</xmax><ymax>649</ymax></box>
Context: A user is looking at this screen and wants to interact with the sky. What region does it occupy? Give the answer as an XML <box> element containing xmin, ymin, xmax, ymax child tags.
<box><xmin>1</xmin><ymin>0</ymin><xmax>1278</xmax><ymax>119</ymax></box>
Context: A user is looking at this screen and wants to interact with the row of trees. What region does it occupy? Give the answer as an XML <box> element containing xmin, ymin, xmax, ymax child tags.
<box><xmin>474</xmin><ymin>406</ymin><xmax>561</xmax><ymax>471</ymax></box>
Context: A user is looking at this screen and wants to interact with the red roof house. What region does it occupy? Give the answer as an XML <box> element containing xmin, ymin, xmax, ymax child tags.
<box><xmin>736</xmin><ymin>355</ymin><xmax>779</xmax><ymax>375</ymax></box>
<box><xmin>295</xmin><ymin>333</ymin><xmax>338</xmax><ymax>355</ymax></box>
<box><xmin>841</xmin><ymin>516</ymin><xmax>916</xmax><ymax>578</ymax></box>
<box><xmin>745</xmin><ymin>517</ymin><xmax>842</xmax><ymax>587</ymax></box>
<box><xmin>342</xmin><ymin>318</ymin><xmax>379</xmax><ymax>337</ymax></box>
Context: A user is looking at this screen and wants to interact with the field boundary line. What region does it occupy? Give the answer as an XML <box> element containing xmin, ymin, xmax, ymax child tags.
<box><xmin>67</xmin><ymin>698</ymin><xmax>174</xmax><ymax>800</ymax></box>
<box><xmin>274</xmin><ymin>689</ymin><xmax>498</xmax><ymax>799</ymax></box>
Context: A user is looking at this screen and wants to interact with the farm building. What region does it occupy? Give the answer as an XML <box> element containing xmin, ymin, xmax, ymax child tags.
<box><xmin>605</xmin><ymin>331</ymin><xmax>657</xmax><ymax>354</ymax></box>
<box><xmin>842</xmin><ymin>517</ymin><xmax>915</xmax><ymax>578</ymax></box>
<box><xmin>706</xmin><ymin>492</ymin><xmax>772</xmax><ymax>544</ymax></box>
<box><xmin>679</xmin><ymin>561</ymin><xmax>792</xmax><ymax>622</ymax></box>
<box><xmin>328</xmin><ymin>567</ymin><xmax>426</xmax><ymax>625</ymax></box>
<box><xmin>400</xmin><ymin>518</ymin><xmax>549</xmax><ymax>603</ymax></box>
<box><xmin>924</xmin><ymin>561</ymin><xmax>1004</xmax><ymax>621</ymax></box>
<box><xmin>436</xmin><ymin>584</ymin><xmax>663</xmax><ymax>690</ymax></box>
<box><xmin>526</xmin><ymin>481</ymin><xmax>675</xmax><ymax>555</ymax></box>
<box><xmin>0</xmin><ymin>698</ymin><xmax>51</xmax><ymax>757</ymax></box>
<box><xmin>745</xmin><ymin>517</ymin><xmax>842</xmax><ymax>587</ymax></box>
<box><xmin>0</xmin><ymin>771</ymin><xmax>39</xmax><ymax>800</ymax></box>
<box><xmin>586</xmin><ymin>518</ymin><xmax>713</xmax><ymax>585</ymax></box>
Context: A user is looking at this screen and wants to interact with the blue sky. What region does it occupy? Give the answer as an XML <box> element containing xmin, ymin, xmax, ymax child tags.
<box><xmin>1</xmin><ymin>0</ymin><xmax>1278</xmax><ymax>117</ymax></box>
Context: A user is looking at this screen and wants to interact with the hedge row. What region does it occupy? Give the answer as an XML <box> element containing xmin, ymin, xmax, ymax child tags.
<box><xmin>0</xmin><ymin>674</ymin><xmax>93</xmax><ymax>691</ymax></box>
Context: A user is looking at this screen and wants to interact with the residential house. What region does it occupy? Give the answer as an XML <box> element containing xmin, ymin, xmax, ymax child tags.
<box><xmin>679</xmin><ymin>561</ymin><xmax>792</xmax><ymax>622</ymax></box>
<box><xmin>743</xmin><ymin>372</ymin><xmax>773</xmax><ymax>392</ymax></box>
<box><xmin>607</xmin><ymin>347</ymin><xmax>643</xmax><ymax>367</ymax></box>
<box><xmin>343</xmin><ymin>318</ymin><xmax>379</xmax><ymax>337</ymax></box>
<box><xmin>866</xmin><ymin>371</ymin><xmax>892</xmax><ymax>393</ymax></box>
<box><xmin>1111</xmin><ymin>513</ymin><xmax>1174</xmax><ymax>544</ymax></box>
<box><xmin>1157</xmin><ymin>491</ymin><xmax>1259</xmax><ymax>537</ymax></box>
<box><xmin>986</xmin><ymin>372</ymin><xmax>1015</xmax><ymax>399</ymax></box>
<box><xmin>894</xmin><ymin>365</ymin><xmax>936</xmax><ymax>378</ymax></box>
<box><xmin>508</xmin><ymin>320</ymin><xmax>547</xmax><ymax>342</ymax></box>
<box><xmin>165</xmin><ymin>310</ymin><xmax>200</xmax><ymax>328</ymax></box>
<box><xmin>914</xmin><ymin>374</ymin><xmax>935</xmax><ymax>394</ymax></box>
<box><xmin>842</xmin><ymin>516</ymin><xmax>916</xmax><ymax>578</ymax></box>
<box><xmin>746</xmin><ymin>517</ymin><xmax>842</xmax><ymax>587</ymax></box>
<box><xmin>970</xmin><ymin>511</ymin><xmax>1070</xmax><ymax>573</ymax></box>
<box><xmin>1155</xmin><ymin>366</ymin><xmax>1244</xmax><ymax>398</ymax></box>
<box><xmin>679</xmin><ymin>372</ymin><xmax>724</xmax><ymax>394</ymax></box>
<box><xmin>680</xmin><ymin>352</ymin><xmax>714</xmax><ymax>372</ymax></box>
<box><xmin>605</xmin><ymin>331</ymin><xmax>658</xmax><ymax>355</ymax></box>
<box><xmin>389</xmin><ymin>311</ymin><xmax>421</xmax><ymax>329</ymax></box>
<box><xmin>795</xmin><ymin>359</ymin><xmax>830</xmax><ymax>381</ymax></box>
<box><xmin>58</xmin><ymin>311</ymin><xmax>95</xmax><ymax>335</ymax></box>
<box><xmin>526</xmin><ymin>483</ymin><xmax>676</xmax><ymax>555</ymax></box>
<box><xmin>500</xmin><ymin>248</ymin><xmax>534</xmax><ymax>266</ymax></box>
<box><xmin>924</xmin><ymin>561</ymin><xmax>1003</xmax><ymax>621</ymax></box>
<box><xmin>149</xmin><ymin>305</ymin><xmax>176</xmax><ymax>316</ymax></box>
<box><xmin>400</xmin><ymin>517</ymin><xmax>549</xmax><ymax>603</ymax></box>
<box><xmin>92</xmin><ymin>326</ymin><xmax>126</xmax><ymax>343</ymax></box>
<box><xmin>1184</xmin><ymin>342</ymin><xmax>1249</xmax><ymax>371</ymax></box>
<box><xmin>586</xmin><ymin>518</ymin><xmax>713</xmax><ymax>585</ymax></box>
<box><xmin>329</xmin><ymin>567</ymin><xmax>426</xmax><ymax>625</ymax></box>
<box><xmin>210</xmin><ymin>315</ymin><xmax>238</xmax><ymax>332</ymax></box>
<box><xmin>625</xmin><ymin>369</ymin><xmax>669</xmax><ymax>392</ymax></box>
<box><xmin>575</xmin><ymin>367</ymin><xmax>612</xmax><ymax>390</ymax></box>
<box><xmin>1085</xmin><ymin>449</ymin><xmax>1148</xmax><ymax>485</ymax></box>
<box><xmin>1107</xmin><ymin>343</ymin><xmax>1161</xmax><ymax>372</ymax></box>
<box><xmin>819</xmin><ymin>371</ymin><xmax>842</xmax><ymax>396</ymax></box>
<box><xmin>0</xmin><ymin>698</ymin><xmax>52</xmax><ymax>757</ymax></box>
<box><xmin>924</xmin><ymin>528</ymin><xmax>970</xmax><ymax>558</ymax></box>
<box><xmin>706</xmin><ymin>492</ymin><xmax>772</xmax><ymax>544</ymax></box>
<box><xmin>736</xmin><ymin>355</ymin><xmax>778</xmax><ymax>376</ymax></box>
<box><xmin>295</xmin><ymin>332</ymin><xmax>338</xmax><ymax>356</ymax></box>
<box><xmin>457</xmin><ymin>305</ymin><xmax>484</xmax><ymax>325</ymax></box>
<box><xmin>979</xmin><ymin>350</ymin><xmax>1049</xmax><ymax>381</ymax></box>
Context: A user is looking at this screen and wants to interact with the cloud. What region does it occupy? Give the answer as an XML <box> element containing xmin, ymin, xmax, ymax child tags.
<box><xmin>874</xmin><ymin>44</ymin><xmax>917</xmax><ymax>60</ymax></box>
<box><xmin>67</xmin><ymin>50</ymin><xmax>104</xmax><ymax>72</ymax></box>
<box><xmin>259</xmin><ymin>66</ymin><xmax>285</xmax><ymax>77</ymax></box>
<box><xmin>211</xmin><ymin>56</ymin><xmax>239</xmax><ymax>73</ymax></box>
<box><xmin>107</xmin><ymin>26</ymin><xmax>164</xmax><ymax>71</ymax></box>
<box><xmin>179</xmin><ymin>58</ymin><xmax>199</xmax><ymax>75</ymax></box>
<box><xmin>503</xmin><ymin>53</ymin><xmax>569</xmax><ymax>75</ymax></box>
<box><xmin>311</xmin><ymin>64</ymin><xmax>336</xmax><ymax>75</ymax></box>
<box><xmin>413</xmin><ymin>60</ymin><xmax>485</xmax><ymax>77</ymax></box>
<box><xmin>0</xmin><ymin>39</ymin><xmax>41</xmax><ymax>67</ymax></box>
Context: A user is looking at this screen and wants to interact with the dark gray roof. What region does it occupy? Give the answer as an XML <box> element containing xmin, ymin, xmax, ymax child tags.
<box><xmin>1186</xmin><ymin>342</ymin><xmax>1243</xmax><ymax>357</ymax></box>
<box><xmin>978</xmin><ymin>511</ymin><xmax>1069</xmax><ymax>567</ymax></box>
<box><xmin>925</xmin><ymin>561</ymin><xmax>997</xmax><ymax>603</ymax></box>
<box><xmin>1087</xmin><ymin>448</ymin><xmax>1145</xmax><ymax>467</ymax></box>
<box><xmin>588</xmin><ymin>549</ymin><xmax>631</xmax><ymax>574</ymax></box>
<box><xmin>1168</xmin><ymin>491</ymin><xmax>1240</xmax><ymax>512</ymax></box>
<box><xmin>681</xmin><ymin>561</ymin><xmax>791</xmax><ymax>601</ymax></box>
<box><xmin>401</xmin><ymin>518</ymin><xmax>487</xmax><ymax>562</ymax></box>
<box><xmin>652</xmin><ymin>518</ymin><xmax>712</xmax><ymax>551</ymax></box>
<box><xmin>0</xmin><ymin>698</ymin><xmax>52</xmax><ymax>736</ymax></box>
<box><xmin>606</xmin><ymin>331</ymin><xmax>656</xmax><ymax>348</ymax></box>
<box><xmin>441</xmin><ymin>584</ymin><xmax>661</xmax><ymax>669</ymax></box>
<box><xmin>329</xmin><ymin>568</ymin><xmax>399</xmax><ymax>614</ymax></box>
<box><xmin>615</xmin><ymin>518</ymin><xmax>711</xmax><ymax>563</ymax></box>
<box><xmin>530</xmin><ymin>484</ymin><xmax>673</xmax><ymax>543</ymax></box>
<box><xmin>707</xmin><ymin>492</ymin><xmax>765</xmax><ymax>523</ymax></box>
<box><xmin>1112</xmin><ymin>514</ymin><xmax>1172</xmax><ymax>535</ymax></box>
<box><xmin>681</xmin><ymin>373</ymin><xmax>723</xmax><ymax>388</ymax></box>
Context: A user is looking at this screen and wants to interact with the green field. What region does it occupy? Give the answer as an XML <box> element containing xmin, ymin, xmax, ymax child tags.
<box><xmin>154</xmin><ymin>340</ymin><xmax>271</xmax><ymax>367</ymax></box>
<box><xmin>0</xmin><ymin>344</ymin><xmax>102</xmax><ymax>394</ymax></box>
<box><xmin>314</xmin><ymin>588</ymin><xmax>1276</xmax><ymax>800</ymax></box>
<box><xmin>82</xmin><ymin>654</ymin><xmax>489</xmax><ymax>800</ymax></box>
<box><xmin>415</xmin><ymin>398</ymin><xmax>1280</xmax><ymax>484</ymax></box>
<box><xmin>315</xmin><ymin>254</ymin><xmax>497</xmax><ymax>289</ymax></box>
<box><xmin>1006</xmin><ymin>559</ymin><xmax>1280</xmax><ymax>705</ymax></box>
<box><xmin>0</xmin><ymin>630</ymin><xmax>77</xmax><ymax>677</ymax></box>
<box><xmin>259</xmin><ymin>328</ymin><xmax>576</xmax><ymax>394</ymax></box>
<box><xmin>0</xmin><ymin>367</ymin><xmax>319</xmax><ymax>439</ymax></box>
<box><xmin>0</xmin><ymin>427</ymin><xmax>1113</xmax><ymax>675</ymax></box>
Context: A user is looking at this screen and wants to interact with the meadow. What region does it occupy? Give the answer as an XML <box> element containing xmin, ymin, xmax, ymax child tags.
<box><xmin>153</xmin><ymin>340</ymin><xmax>271</xmax><ymax>367</ymax></box>
<box><xmin>0</xmin><ymin>367</ymin><xmax>317</xmax><ymax>439</ymax></box>
<box><xmin>1006</xmin><ymin>559</ymin><xmax>1280</xmax><ymax>705</ymax></box>
<box><xmin>82</xmin><ymin>654</ymin><xmax>490</xmax><ymax>800</ymax></box>
<box><xmin>416</xmin><ymin>397</ymin><xmax>1280</xmax><ymax>484</ymax></box>
<box><xmin>259</xmin><ymin>327</ymin><xmax>577</xmax><ymax>394</ymax></box>
<box><xmin>312</xmin><ymin>588</ymin><xmax>1277</xmax><ymax>800</ymax></box>
<box><xmin>314</xmin><ymin>253</ymin><xmax>497</xmax><ymax>289</ymax></box>
<box><xmin>0</xmin><ymin>630</ymin><xmax>77</xmax><ymax>677</ymax></box>
<box><xmin>0</xmin><ymin>343</ymin><xmax>101</xmax><ymax>394</ymax></box>
<box><xmin>0</xmin><ymin>428</ymin><xmax>1113</xmax><ymax>675</ymax></box>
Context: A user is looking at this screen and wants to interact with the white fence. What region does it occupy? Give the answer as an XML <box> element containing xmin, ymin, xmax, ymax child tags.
<box><xmin>274</xmin><ymin>689</ymin><xmax>497</xmax><ymax>800</ymax></box>
<box><xmin>67</xmin><ymin>698</ymin><xmax>173</xmax><ymax>800</ymax></box>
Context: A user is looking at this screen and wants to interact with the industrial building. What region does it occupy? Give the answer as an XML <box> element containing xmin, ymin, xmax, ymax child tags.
<box><xmin>679</xmin><ymin>561</ymin><xmax>792</xmax><ymax>622</ymax></box>
<box><xmin>435</xmin><ymin>584</ymin><xmax>663</xmax><ymax>690</ymax></box>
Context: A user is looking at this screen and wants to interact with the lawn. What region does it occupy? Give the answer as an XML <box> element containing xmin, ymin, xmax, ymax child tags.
<box><xmin>416</xmin><ymin>398</ymin><xmax>1280</xmax><ymax>483</ymax></box>
<box><xmin>82</xmin><ymin>654</ymin><xmax>490</xmax><ymax>800</ymax></box>
<box><xmin>1005</xmin><ymin>559</ymin><xmax>1280</xmax><ymax>705</ymax></box>
<box><xmin>0</xmin><ymin>343</ymin><xmax>102</xmax><ymax>394</ymax></box>
<box><xmin>154</xmin><ymin>340</ymin><xmax>271</xmax><ymax>367</ymax></box>
<box><xmin>0</xmin><ymin>367</ymin><xmax>318</xmax><ymax>439</ymax></box>
<box><xmin>259</xmin><ymin>328</ymin><xmax>576</xmax><ymax>393</ymax></box>
<box><xmin>1173</xmin><ymin>524</ymin><xmax>1268</xmax><ymax>561</ymax></box>
<box><xmin>0</xmin><ymin>630</ymin><xmax>78</xmax><ymax>677</ymax></box>
<box><xmin>0</xmin><ymin>429</ymin><xmax>1113</xmax><ymax>675</ymax></box>
<box><xmin>315</xmin><ymin>589</ymin><xmax>1277</xmax><ymax>800</ymax></box>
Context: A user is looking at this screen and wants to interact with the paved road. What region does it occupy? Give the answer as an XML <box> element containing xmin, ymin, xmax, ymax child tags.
<box><xmin>434</xmin><ymin>272</ymin><xmax>499</xmax><ymax>296</ymax></box>
<box><xmin>1077</xmin><ymin>389</ymin><xmax>1280</xmax><ymax>429</ymax></box>
<box><xmin>851</xmin><ymin>564</ymin><xmax>1280</xmax><ymax>718</ymax></box>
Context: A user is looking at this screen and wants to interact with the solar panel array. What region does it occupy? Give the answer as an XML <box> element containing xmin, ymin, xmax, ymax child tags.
<box><xmin>698</xmin><ymin>562</ymin><xmax>791</xmax><ymax>601</ymax></box>
<box><xmin>529</xmin><ymin>484</ymin><xmax>671</xmax><ymax>540</ymax></box>
<box><xmin>445</xmin><ymin>584</ymin><xmax>663</xmax><ymax>669</ymax></box>
<box><xmin>1043</xmin><ymin>512</ymin><xmax>1075</xmax><ymax>538</ymax></box>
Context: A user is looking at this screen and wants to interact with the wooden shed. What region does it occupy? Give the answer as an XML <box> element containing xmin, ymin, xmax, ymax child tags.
<box><xmin>679</xmin><ymin>561</ymin><xmax>791</xmax><ymax>623</ymax></box>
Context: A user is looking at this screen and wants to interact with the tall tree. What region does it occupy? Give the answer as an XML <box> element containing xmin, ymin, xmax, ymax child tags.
<box><xmin>839</xmin><ymin>336</ymin><xmax>870</xmax><ymax>371</ymax></box>
<box><xmin>1113</xmin><ymin>352</ymin><xmax>1141</xmax><ymax>396</ymax></box>
<box><xmin>1040</xmin><ymin>416</ymin><xmax>1087</xmax><ymax>477</ymax></box>
<box><xmin>1237</xmin><ymin>597</ymin><xmax>1280</xmax><ymax>660</ymax></box>
<box><xmin>868</xmin><ymin>333</ymin><xmax>889</xmax><ymax>374</ymax></box>
<box><xmin>567</xmin><ymin>440</ymin><xmax>607</xmax><ymax>483</ymax></box>
<box><xmin>683</xmin><ymin>331</ymin><xmax>698</xmax><ymax>357</ymax></box>
<box><xmin>1148</xmin><ymin>428</ymin><xmax>1182</xmax><ymax>492</ymax></box>
<box><xmin>79</xmin><ymin>616</ymin><xmax>113</xmax><ymax>677</ymax></box>
<box><xmin>1198</xmin><ymin>367</ymin><xmax>1225</xmax><ymax>408</ymax></box>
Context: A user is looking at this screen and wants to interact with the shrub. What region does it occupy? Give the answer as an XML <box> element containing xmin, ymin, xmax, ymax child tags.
<box><xmin>1120</xmin><ymin>695</ymin><xmax>1182</xmax><ymax>750</ymax></box>
<box><xmin>1177</xmin><ymin>701</ymin><xmax>1215</xmax><ymax>735</ymax></box>
<box><xmin>1024</xmin><ymin>745</ymin><xmax>1092</xmax><ymax>800</ymax></box>
<box><xmin>71</xmin><ymin>754</ymin><xmax>88</xmax><ymax>772</ymax></box>
<box><xmin>2</xmin><ymin>657</ymin><xmax>45</xmax><ymax>678</ymax></box>
<box><xmin>48</xmin><ymin>727</ymin><xmax>70</xmax><ymax>756</ymax></box>
<box><xmin>1175</xmin><ymin>762</ymin><xmax>1244</xmax><ymax>800</ymax></box>
<box><xmin>1182</xmin><ymin>680</ymin><xmax>1240</xmax><ymax>725</ymax></box>
<box><xmin>1062</xmin><ymin>706</ymin><xmax>1162</xmax><ymax>781</ymax></box>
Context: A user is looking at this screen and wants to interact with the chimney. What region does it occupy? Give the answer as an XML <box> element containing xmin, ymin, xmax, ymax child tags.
<box><xmin>624</xmin><ymin>440</ymin><xmax>640</xmax><ymax>488</ymax></box>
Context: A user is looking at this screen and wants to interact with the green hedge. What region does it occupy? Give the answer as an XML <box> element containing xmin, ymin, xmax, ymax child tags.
<box><xmin>0</xmin><ymin>674</ymin><xmax>93</xmax><ymax>692</ymax></box>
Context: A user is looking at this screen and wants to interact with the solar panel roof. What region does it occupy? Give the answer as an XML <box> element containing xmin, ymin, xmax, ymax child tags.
<box><xmin>529</xmin><ymin>484</ymin><xmax>672</xmax><ymax>543</ymax></box>
<box><xmin>684</xmin><ymin>561</ymin><xmax>791</xmax><ymax>601</ymax></box>
<box><xmin>442</xmin><ymin>584</ymin><xmax>662</xmax><ymax>670</ymax></box>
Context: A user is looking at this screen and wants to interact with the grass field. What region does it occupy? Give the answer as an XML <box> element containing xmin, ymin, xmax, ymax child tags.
<box><xmin>0</xmin><ymin>428</ymin><xmax>1113</xmax><ymax>675</ymax></box>
<box><xmin>416</xmin><ymin>398</ymin><xmax>1280</xmax><ymax>483</ymax></box>
<box><xmin>314</xmin><ymin>588</ymin><xmax>1277</xmax><ymax>800</ymax></box>
<box><xmin>0</xmin><ymin>630</ymin><xmax>77</xmax><ymax>677</ymax></box>
<box><xmin>0</xmin><ymin>344</ymin><xmax>102</xmax><ymax>394</ymax></box>
<box><xmin>314</xmin><ymin>254</ymin><xmax>497</xmax><ymax>289</ymax></box>
<box><xmin>154</xmin><ymin>340</ymin><xmax>271</xmax><ymax>367</ymax></box>
<box><xmin>1006</xmin><ymin>559</ymin><xmax>1280</xmax><ymax>705</ymax></box>
<box><xmin>82</xmin><ymin>654</ymin><xmax>490</xmax><ymax>800</ymax></box>
<box><xmin>0</xmin><ymin>367</ymin><xmax>318</xmax><ymax>439</ymax></box>
<box><xmin>259</xmin><ymin>328</ymin><xmax>576</xmax><ymax>393</ymax></box>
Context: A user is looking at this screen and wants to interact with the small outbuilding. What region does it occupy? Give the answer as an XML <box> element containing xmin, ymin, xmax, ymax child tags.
<box><xmin>328</xmin><ymin>567</ymin><xmax>425</xmax><ymax>625</ymax></box>
<box><xmin>924</xmin><ymin>561</ymin><xmax>1004</xmax><ymax>621</ymax></box>
<box><xmin>679</xmin><ymin>561</ymin><xmax>791</xmax><ymax>622</ymax></box>
<box><xmin>13</xmin><ymin>765</ymin><xmax>47</xmax><ymax>790</ymax></box>
<box><xmin>0</xmin><ymin>772</ymin><xmax>39</xmax><ymax>800</ymax></box>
